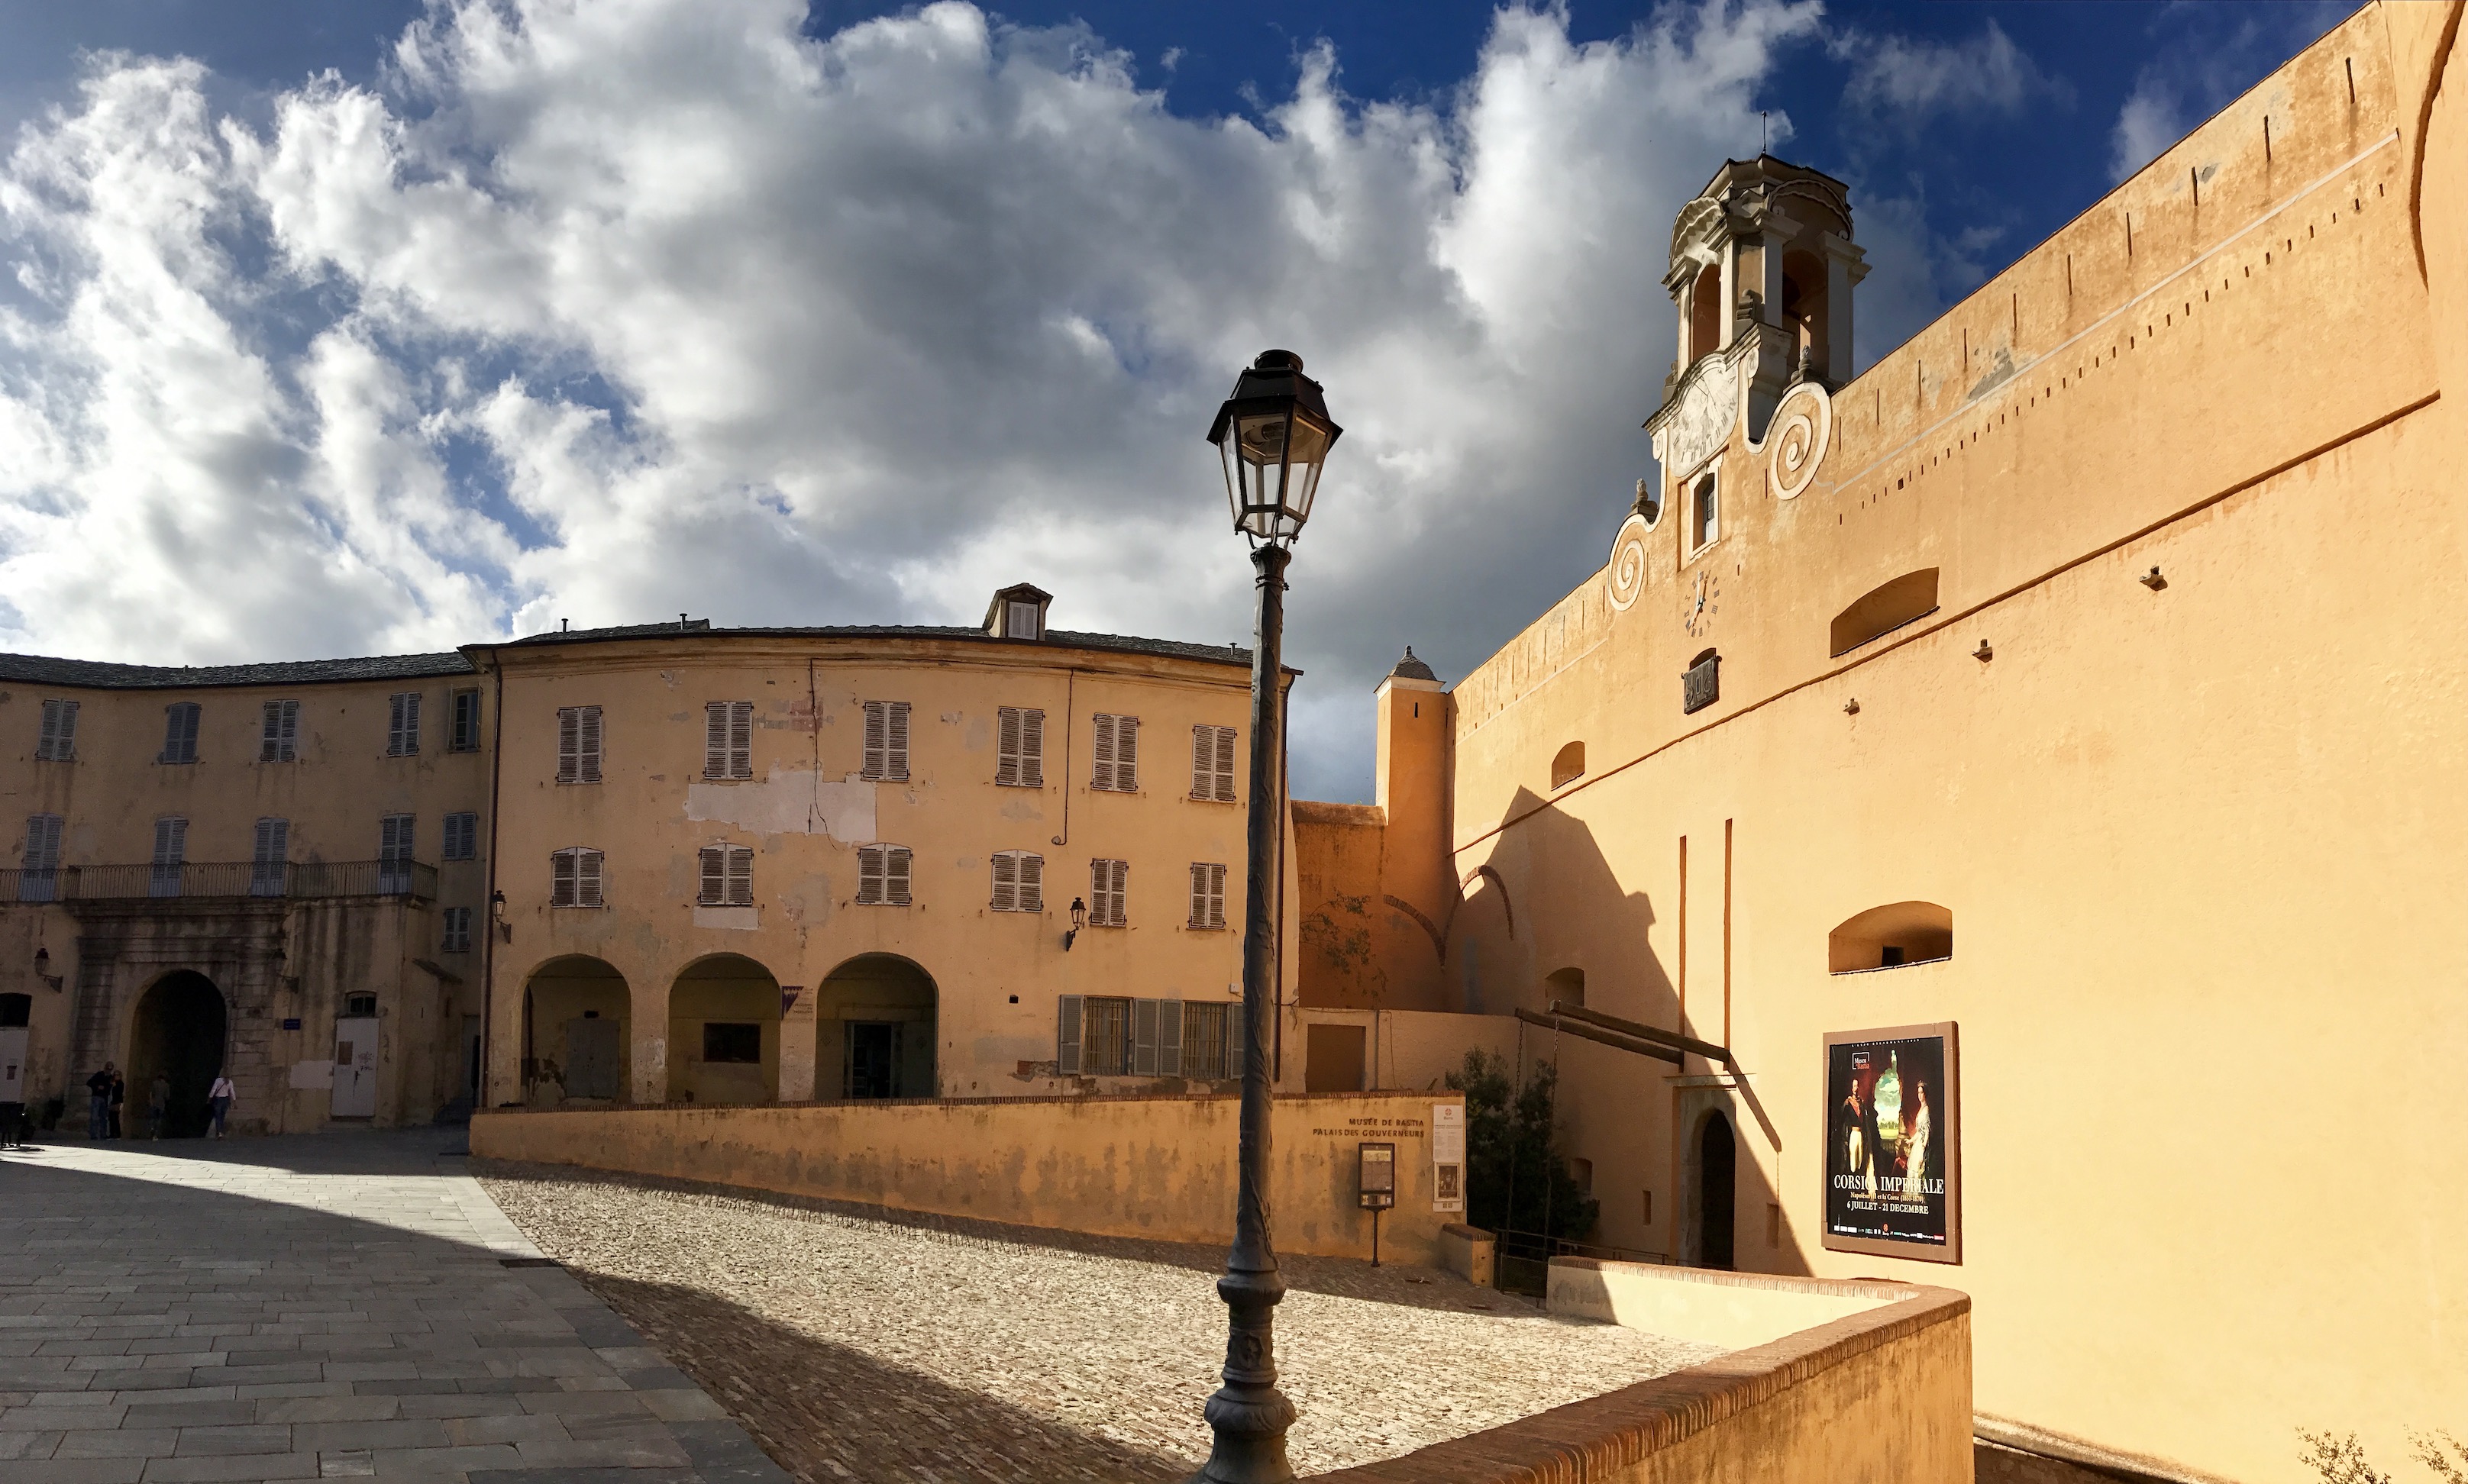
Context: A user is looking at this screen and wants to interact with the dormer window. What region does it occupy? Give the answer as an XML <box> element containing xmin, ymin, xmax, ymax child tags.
<box><xmin>985</xmin><ymin>582</ymin><xmax>1052</xmax><ymax>641</ymax></box>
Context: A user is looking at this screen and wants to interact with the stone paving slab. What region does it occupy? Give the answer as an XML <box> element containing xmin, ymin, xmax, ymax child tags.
<box><xmin>0</xmin><ymin>1131</ymin><xmax>788</xmax><ymax>1484</ymax></box>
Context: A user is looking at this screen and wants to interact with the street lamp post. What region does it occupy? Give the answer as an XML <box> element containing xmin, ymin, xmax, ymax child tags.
<box><xmin>1192</xmin><ymin>350</ymin><xmax>1342</xmax><ymax>1484</ymax></box>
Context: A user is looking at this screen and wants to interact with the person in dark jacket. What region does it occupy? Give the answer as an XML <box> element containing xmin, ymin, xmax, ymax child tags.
<box><xmin>86</xmin><ymin>1063</ymin><xmax>114</xmax><ymax>1139</ymax></box>
<box><xmin>107</xmin><ymin>1070</ymin><xmax>125</xmax><ymax>1138</ymax></box>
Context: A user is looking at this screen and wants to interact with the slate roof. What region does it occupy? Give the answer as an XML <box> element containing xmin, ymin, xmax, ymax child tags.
<box><xmin>499</xmin><ymin>622</ymin><xmax>1260</xmax><ymax>669</ymax></box>
<box><xmin>0</xmin><ymin>622</ymin><xmax>1263</xmax><ymax>692</ymax></box>
<box><xmin>0</xmin><ymin>651</ymin><xmax>475</xmax><ymax>691</ymax></box>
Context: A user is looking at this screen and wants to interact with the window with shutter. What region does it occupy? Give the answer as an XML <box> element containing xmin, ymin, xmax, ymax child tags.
<box><xmin>996</xmin><ymin>707</ymin><xmax>1045</xmax><ymax>787</ymax></box>
<box><xmin>991</xmin><ymin>850</ymin><xmax>1043</xmax><ymax>911</ymax></box>
<box><xmin>698</xmin><ymin>847</ymin><xmax>725</xmax><ymax>905</ymax></box>
<box><xmin>388</xmin><ymin>692</ymin><xmax>422</xmax><ymax>757</ymax></box>
<box><xmin>451</xmin><ymin>689</ymin><xmax>482</xmax><ymax>751</ymax></box>
<box><xmin>1087</xmin><ymin>859</ymin><xmax>1127</xmax><ymax>927</ymax></box>
<box><xmin>557</xmin><ymin>705</ymin><xmax>603</xmax><ymax>782</ymax></box>
<box><xmin>1018</xmin><ymin>851</ymin><xmax>1043</xmax><ymax>913</ymax></box>
<box><xmin>379</xmin><ymin>815</ymin><xmax>415</xmax><ymax>893</ymax></box>
<box><xmin>36</xmin><ymin>699</ymin><xmax>79</xmax><ymax>762</ymax></box>
<box><xmin>1132</xmin><ymin>998</ymin><xmax>1159</xmax><ymax>1076</ymax></box>
<box><xmin>160</xmin><ymin>703</ymin><xmax>201</xmax><ymax>765</ymax></box>
<box><xmin>150</xmin><ymin>817</ymin><xmax>186</xmax><ymax>898</ymax></box>
<box><xmin>1188</xmin><ymin>862</ymin><xmax>1228</xmax><ymax>929</ymax></box>
<box><xmin>1182</xmin><ymin>1002</ymin><xmax>1233</xmax><ymax>1080</ymax></box>
<box><xmin>258</xmin><ymin>700</ymin><xmax>300</xmax><ymax>763</ymax></box>
<box><xmin>990</xmin><ymin>850</ymin><xmax>1017</xmax><ymax>911</ymax></box>
<box><xmin>443</xmin><ymin>812</ymin><xmax>478</xmax><ymax>862</ymax></box>
<box><xmin>1092</xmin><ymin>715</ymin><xmax>1140</xmax><ymax>791</ymax></box>
<box><xmin>18</xmin><ymin>815</ymin><xmax>63</xmax><ymax>902</ymax></box>
<box><xmin>1056</xmin><ymin>995</ymin><xmax>1084</xmax><ymax>1075</ymax></box>
<box><xmin>578</xmin><ymin>850</ymin><xmax>603</xmax><ymax>907</ymax></box>
<box><xmin>861</xmin><ymin>701</ymin><xmax>912</xmax><ymax>781</ymax></box>
<box><xmin>704</xmin><ymin>701</ymin><xmax>754</xmax><ymax>779</ymax></box>
<box><xmin>552</xmin><ymin>847</ymin><xmax>606</xmax><ymax>908</ymax></box>
<box><xmin>441</xmin><ymin>907</ymin><xmax>472</xmax><ymax>953</ymax></box>
<box><xmin>858</xmin><ymin>844</ymin><xmax>914</xmax><ymax>906</ymax></box>
<box><xmin>1082</xmin><ymin>996</ymin><xmax>1132</xmax><ymax>1075</ymax></box>
<box><xmin>1190</xmin><ymin>725</ymin><xmax>1239</xmax><ymax>801</ymax></box>
<box><xmin>727</xmin><ymin>845</ymin><xmax>753</xmax><ymax>906</ymax></box>
<box><xmin>251</xmin><ymin>818</ymin><xmax>289</xmax><ymax>896</ymax></box>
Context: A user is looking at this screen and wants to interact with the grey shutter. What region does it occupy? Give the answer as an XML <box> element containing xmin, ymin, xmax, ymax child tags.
<box><xmin>162</xmin><ymin>703</ymin><xmax>199</xmax><ymax>763</ymax></box>
<box><xmin>1190</xmin><ymin>727</ymin><xmax>1212</xmax><ymax>798</ymax></box>
<box><xmin>1020</xmin><ymin>708</ymin><xmax>1045</xmax><ymax>787</ymax></box>
<box><xmin>863</xmin><ymin>704</ymin><xmax>887</xmax><ymax>779</ymax></box>
<box><xmin>452</xmin><ymin>689</ymin><xmax>480</xmax><ymax>750</ymax></box>
<box><xmin>262</xmin><ymin>702</ymin><xmax>283</xmax><ymax>763</ymax></box>
<box><xmin>991</xmin><ymin>852</ymin><xmax>1018</xmax><ymax>911</ymax></box>
<box><xmin>1226</xmin><ymin>1002</ymin><xmax>1243</xmax><ymax>1080</ymax></box>
<box><xmin>552</xmin><ymin>850</ymin><xmax>577</xmax><ymax>907</ymax></box>
<box><xmin>1090</xmin><ymin>715</ymin><xmax>1115</xmax><ymax>790</ymax></box>
<box><xmin>37</xmin><ymin>699</ymin><xmax>74</xmax><ymax>760</ymax></box>
<box><xmin>277</xmin><ymin>700</ymin><xmax>299</xmax><ymax>760</ymax></box>
<box><xmin>1190</xmin><ymin>863</ymin><xmax>1210</xmax><ymax>928</ymax></box>
<box><xmin>578</xmin><ymin>850</ymin><xmax>604</xmax><ymax>908</ymax></box>
<box><xmin>1132</xmin><ymin>999</ymin><xmax>1158</xmax><ymax>1076</ymax></box>
<box><xmin>1213</xmin><ymin>727</ymin><xmax>1238</xmax><ymax>801</ymax></box>
<box><xmin>1057</xmin><ymin>995</ymin><xmax>1084</xmax><ymax>1075</ymax></box>
<box><xmin>557</xmin><ymin>708</ymin><xmax>580</xmax><ymax>782</ymax></box>
<box><xmin>389</xmin><ymin>693</ymin><xmax>405</xmax><ymax>754</ymax></box>
<box><xmin>996</xmin><ymin>709</ymin><xmax>1022</xmax><ymax>786</ymax></box>
<box><xmin>705</xmin><ymin>703</ymin><xmax>729</xmax><ymax>778</ymax></box>
<box><xmin>729</xmin><ymin>702</ymin><xmax>754</xmax><ymax>778</ymax></box>
<box><xmin>1019</xmin><ymin>853</ymin><xmax>1043</xmax><ymax>913</ymax></box>
<box><xmin>380</xmin><ymin>815</ymin><xmax>412</xmax><ymax>865</ymax></box>
<box><xmin>699</xmin><ymin>847</ymin><xmax>724</xmax><ymax>905</ymax></box>
<box><xmin>727</xmin><ymin>846</ymin><xmax>754</xmax><ymax>906</ymax></box>
<box><xmin>1115</xmin><ymin>717</ymin><xmax>1139</xmax><ymax>791</ymax></box>
<box><xmin>389</xmin><ymin>693</ymin><xmax>419</xmax><ymax>756</ymax></box>
<box><xmin>1207</xmin><ymin>863</ymin><xmax>1228</xmax><ymax>930</ymax></box>
<box><xmin>885</xmin><ymin>702</ymin><xmax>909</xmax><ymax>779</ymax></box>
<box><xmin>578</xmin><ymin>706</ymin><xmax>602</xmax><ymax>781</ymax></box>
<box><xmin>858</xmin><ymin>844</ymin><xmax>884</xmax><ymax>904</ymax></box>
<box><xmin>1158</xmin><ymin>998</ymin><xmax>1183</xmax><ymax>1076</ymax></box>
<box><xmin>887</xmin><ymin>847</ymin><xmax>912</xmax><ymax>906</ymax></box>
<box><xmin>153</xmin><ymin>817</ymin><xmax>186</xmax><ymax>866</ymax></box>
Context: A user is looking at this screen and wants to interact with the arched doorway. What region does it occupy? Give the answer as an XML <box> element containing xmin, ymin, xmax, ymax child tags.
<box><xmin>815</xmin><ymin>955</ymin><xmax>937</xmax><ymax>1099</ymax></box>
<box><xmin>522</xmin><ymin>957</ymin><xmax>631</xmax><ymax>1108</ymax></box>
<box><xmin>667</xmin><ymin>954</ymin><xmax>780</xmax><ymax>1105</ymax></box>
<box><xmin>128</xmin><ymin>972</ymin><xmax>226</xmax><ymax>1137</ymax></box>
<box><xmin>1698</xmin><ymin>1111</ymin><xmax>1736</xmax><ymax>1270</ymax></box>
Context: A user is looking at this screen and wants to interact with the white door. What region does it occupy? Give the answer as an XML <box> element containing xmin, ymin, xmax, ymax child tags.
<box><xmin>330</xmin><ymin>1017</ymin><xmax>378</xmax><ymax>1118</ymax></box>
<box><xmin>0</xmin><ymin>1026</ymin><xmax>27</xmax><ymax>1104</ymax></box>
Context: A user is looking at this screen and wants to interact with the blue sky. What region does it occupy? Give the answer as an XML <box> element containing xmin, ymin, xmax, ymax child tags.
<box><xmin>0</xmin><ymin>0</ymin><xmax>2348</xmax><ymax>799</ymax></box>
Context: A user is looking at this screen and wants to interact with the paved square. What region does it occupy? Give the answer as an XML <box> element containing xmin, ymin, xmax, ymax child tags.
<box><xmin>0</xmin><ymin>1129</ymin><xmax>787</xmax><ymax>1484</ymax></box>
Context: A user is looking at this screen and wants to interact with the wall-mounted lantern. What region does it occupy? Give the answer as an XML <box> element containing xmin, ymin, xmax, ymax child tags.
<box><xmin>1065</xmin><ymin>896</ymin><xmax>1087</xmax><ymax>951</ymax></box>
<box><xmin>33</xmin><ymin>947</ymin><xmax>62</xmax><ymax>992</ymax></box>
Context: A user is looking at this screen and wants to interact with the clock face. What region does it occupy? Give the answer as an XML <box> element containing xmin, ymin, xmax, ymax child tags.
<box><xmin>1683</xmin><ymin>568</ymin><xmax>1720</xmax><ymax>638</ymax></box>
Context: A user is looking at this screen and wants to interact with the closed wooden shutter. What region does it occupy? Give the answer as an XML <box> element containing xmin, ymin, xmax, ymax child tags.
<box><xmin>1018</xmin><ymin>853</ymin><xmax>1043</xmax><ymax>913</ymax></box>
<box><xmin>698</xmin><ymin>846</ymin><xmax>725</xmax><ymax>905</ymax></box>
<box><xmin>858</xmin><ymin>844</ymin><xmax>884</xmax><ymax>904</ymax></box>
<box><xmin>577</xmin><ymin>706</ymin><xmax>602</xmax><ymax>782</ymax></box>
<box><xmin>552</xmin><ymin>850</ymin><xmax>577</xmax><ymax>908</ymax></box>
<box><xmin>1056</xmin><ymin>995</ymin><xmax>1084</xmax><ymax>1075</ymax></box>
<box><xmin>705</xmin><ymin>702</ymin><xmax>751</xmax><ymax>779</ymax></box>
<box><xmin>1189</xmin><ymin>862</ymin><xmax>1226</xmax><ymax>929</ymax></box>
<box><xmin>261</xmin><ymin>701</ymin><xmax>285</xmax><ymax>762</ymax></box>
<box><xmin>1091</xmin><ymin>714</ymin><xmax>1116</xmax><ymax>790</ymax></box>
<box><xmin>253</xmin><ymin>818</ymin><xmax>288</xmax><ymax>865</ymax></box>
<box><xmin>37</xmin><ymin>699</ymin><xmax>78</xmax><ymax>761</ymax></box>
<box><xmin>444</xmin><ymin>811</ymin><xmax>477</xmax><ymax>861</ymax></box>
<box><xmin>1157</xmin><ymin>998</ymin><xmax>1183</xmax><ymax>1076</ymax></box>
<box><xmin>991</xmin><ymin>851</ymin><xmax>1019</xmax><ymax>911</ymax></box>
<box><xmin>729</xmin><ymin>702</ymin><xmax>752</xmax><ymax>778</ymax></box>
<box><xmin>162</xmin><ymin>703</ymin><xmax>200</xmax><ymax>763</ymax></box>
<box><xmin>389</xmin><ymin>692</ymin><xmax>421</xmax><ymax>756</ymax></box>
<box><xmin>1213</xmin><ymin>727</ymin><xmax>1237</xmax><ymax>801</ymax></box>
<box><xmin>380</xmin><ymin>815</ymin><xmax>413</xmax><ymax>866</ymax></box>
<box><xmin>726</xmin><ymin>846</ymin><xmax>753</xmax><ymax>907</ymax></box>
<box><xmin>577</xmin><ymin>849</ymin><xmax>604</xmax><ymax>908</ymax></box>
<box><xmin>1089</xmin><ymin>859</ymin><xmax>1126</xmax><ymax>927</ymax></box>
<box><xmin>885</xmin><ymin>846</ymin><xmax>912</xmax><ymax>906</ymax></box>
<box><xmin>1020</xmin><ymin>709</ymin><xmax>1044</xmax><ymax>787</ymax></box>
<box><xmin>1132</xmin><ymin>999</ymin><xmax>1159</xmax><ymax>1076</ymax></box>
<box><xmin>863</xmin><ymin>703</ymin><xmax>886</xmax><ymax>779</ymax></box>
<box><xmin>997</xmin><ymin>708</ymin><xmax>1021</xmax><ymax>786</ymax></box>
<box><xmin>153</xmin><ymin>816</ymin><xmax>186</xmax><ymax>866</ymax></box>
<box><xmin>558</xmin><ymin>708</ymin><xmax>581</xmax><ymax>782</ymax></box>
<box><xmin>25</xmin><ymin>815</ymin><xmax>61</xmax><ymax>868</ymax></box>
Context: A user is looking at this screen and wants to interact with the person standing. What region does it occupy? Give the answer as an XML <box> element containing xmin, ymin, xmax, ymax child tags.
<box><xmin>86</xmin><ymin>1063</ymin><xmax>114</xmax><ymax>1139</ymax></box>
<box><xmin>206</xmin><ymin>1074</ymin><xmax>234</xmax><ymax>1140</ymax></box>
<box><xmin>107</xmin><ymin>1069</ymin><xmax>125</xmax><ymax>1138</ymax></box>
<box><xmin>147</xmin><ymin>1074</ymin><xmax>171</xmax><ymax>1139</ymax></box>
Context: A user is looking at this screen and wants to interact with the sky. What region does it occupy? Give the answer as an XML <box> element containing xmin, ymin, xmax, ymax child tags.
<box><xmin>0</xmin><ymin>0</ymin><xmax>2350</xmax><ymax>802</ymax></box>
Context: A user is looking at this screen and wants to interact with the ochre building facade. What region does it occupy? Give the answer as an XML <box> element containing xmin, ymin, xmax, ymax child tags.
<box><xmin>1294</xmin><ymin>5</ymin><xmax>2466</xmax><ymax>1479</ymax></box>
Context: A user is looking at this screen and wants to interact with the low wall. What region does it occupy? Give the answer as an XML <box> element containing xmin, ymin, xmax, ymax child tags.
<box><xmin>1439</xmin><ymin>1223</ymin><xmax>1496</xmax><ymax>1289</ymax></box>
<box><xmin>1313</xmin><ymin>1260</ymin><xmax>1972</xmax><ymax>1484</ymax></box>
<box><xmin>1549</xmin><ymin>1257</ymin><xmax>1895</xmax><ymax>1351</ymax></box>
<box><xmin>470</xmin><ymin>1089</ymin><xmax>1462</xmax><ymax>1265</ymax></box>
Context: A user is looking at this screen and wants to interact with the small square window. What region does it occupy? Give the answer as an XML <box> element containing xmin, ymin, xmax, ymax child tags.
<box><xmin>703</xmin><ymin>1022</ymin><xmax>761</xmax><ymax>1063</ymax></box>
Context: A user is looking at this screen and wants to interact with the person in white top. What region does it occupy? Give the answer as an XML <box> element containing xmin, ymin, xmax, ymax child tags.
<box><xmin>206</xmin><ymin>1075</ymin><xmax>236</xmax><ymax>1139</ymax></box>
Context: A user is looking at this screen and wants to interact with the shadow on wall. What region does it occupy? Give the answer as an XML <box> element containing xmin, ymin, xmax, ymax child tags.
<box><xmin>1449</xmin><ymin>786</ymin><xmax>1672</xmax><ymax>1024</ymax></box>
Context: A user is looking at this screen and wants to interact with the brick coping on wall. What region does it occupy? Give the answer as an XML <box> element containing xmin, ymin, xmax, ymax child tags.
<box><xmin>1308</xmin><ymin>1257</ymin><xmax>1970</xmax><ymax>1482</ymax></box>
<box><xmin>480</xmin><ymin>1088</ymin><xmax>1451</xmax><ymax>1115</ymax></box>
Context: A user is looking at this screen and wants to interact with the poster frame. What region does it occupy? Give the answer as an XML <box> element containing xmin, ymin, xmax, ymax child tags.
<box><xmin>1819</xmin><ymin>1020</ymin><xmax>1961</xmax><ymax>1266</ymax></box>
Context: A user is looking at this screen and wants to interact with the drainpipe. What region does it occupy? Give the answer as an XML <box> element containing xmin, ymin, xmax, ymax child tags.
<box><xmin>477</xmin><ymin>648</ymin><xmax>506</xmax><ymax>1110</ymax></box>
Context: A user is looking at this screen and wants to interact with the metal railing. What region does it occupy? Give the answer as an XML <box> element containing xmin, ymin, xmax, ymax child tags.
<box><xmin>1491</xmin><ymin>1227</ymin><xmax>1671</xmax><ymax>1295</ymax></box>
<box><xmin>2</xmin><ymin>860</ymin><xmax>436</xmax><ymax>905</ymax></box>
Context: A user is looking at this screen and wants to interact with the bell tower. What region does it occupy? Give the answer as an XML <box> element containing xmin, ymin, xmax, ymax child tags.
<box><xmin>1653</xmin><ymin>155</ymin><xmax>1865</xmax><ymax>450</ymax></box>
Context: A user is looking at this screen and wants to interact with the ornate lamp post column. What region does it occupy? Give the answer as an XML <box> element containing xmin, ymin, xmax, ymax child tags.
<box><xmin>1192</xmin><ymin>350</ymin><xmax>1342</xmax><ymax>1484</ymax></box>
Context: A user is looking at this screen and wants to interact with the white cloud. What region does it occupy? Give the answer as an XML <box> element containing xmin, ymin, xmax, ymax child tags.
<box><xmin>0</xmin><ymin>0</ymin><xmax>1823</xmax><ymax>799</ymax></box>
<box><xmin>1836</xmin><ymin>21</ymin><xmax>2070</xmax><ymax>131</ymax></box>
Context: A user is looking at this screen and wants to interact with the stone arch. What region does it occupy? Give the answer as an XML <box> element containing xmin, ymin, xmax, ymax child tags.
<box><xmin>522</xmin><ymin>956</ymin><xmax>631</xmax><ymax>1107</ymax></box>
<box><xmin>127</xmin><ymin>970</ymin><xmax>227</xmax><ymax>1138</ymax></box>
<box><xmin>814</xmin><ymin>953</ymin><xmax>938</xmax><ymax>1100</ymax></box>
<box><xmin>667</xmin><ymin>953</ymin><xmax>781</xmax><ymax>1105</ymax></box>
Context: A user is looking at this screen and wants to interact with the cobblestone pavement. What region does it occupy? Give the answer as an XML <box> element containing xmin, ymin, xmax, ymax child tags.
<box><xmin>0</xmin><ymin>1129</ymin><xmax>788</xmax><ymax>1484</ymax></box>
<box><xmin>477</xmin><ymin>1166</ymin><xmax>1724</xmax><ymax>1483</ymax></box>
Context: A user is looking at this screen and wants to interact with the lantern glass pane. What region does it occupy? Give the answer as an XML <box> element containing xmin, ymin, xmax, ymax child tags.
<box><xmin>1281</xmin><ymin>416</ymin><xmax>1330</xmax><ymax>531</ymax></box>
